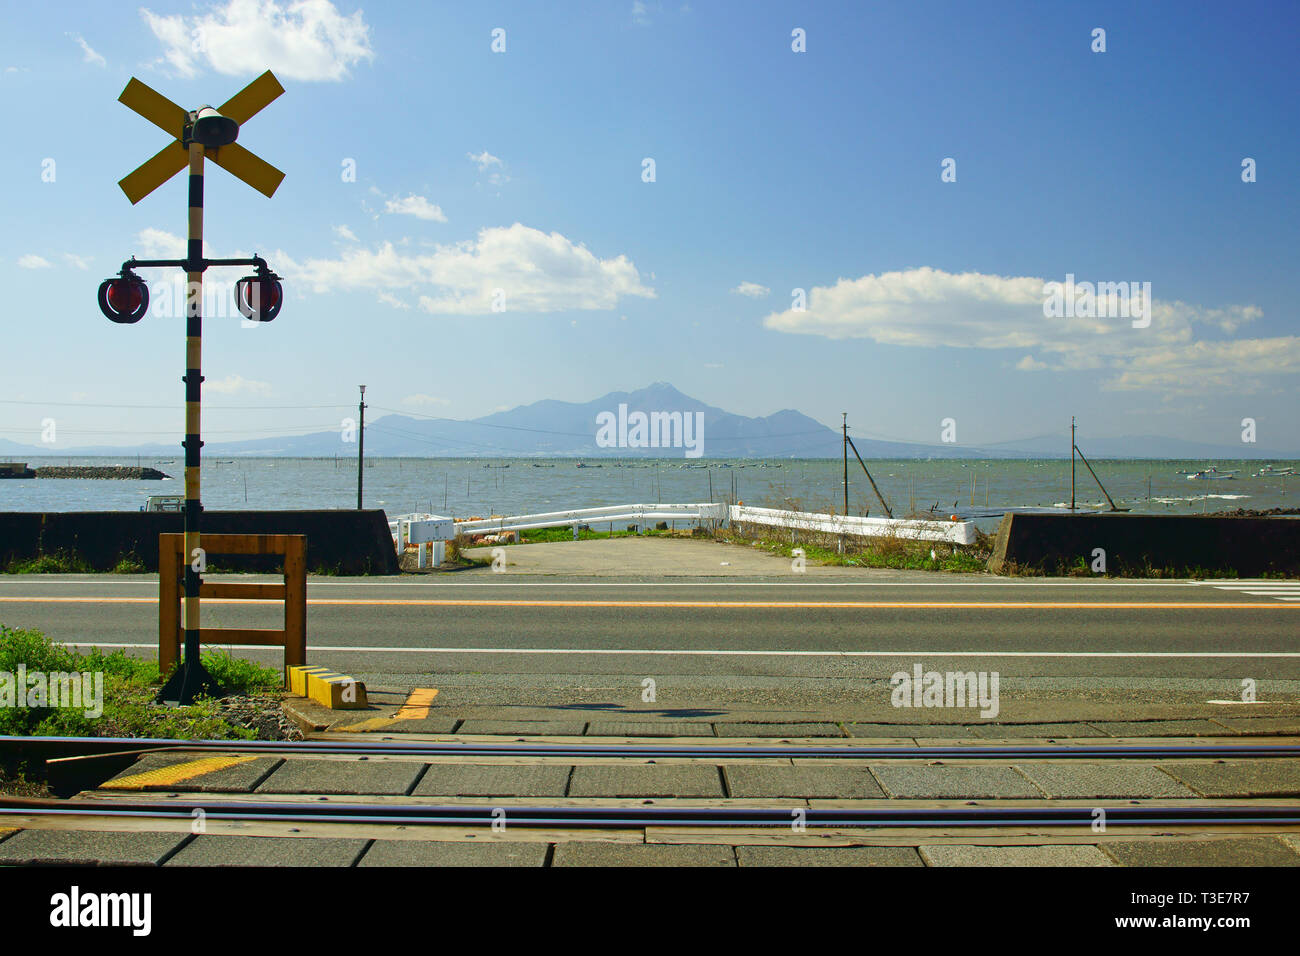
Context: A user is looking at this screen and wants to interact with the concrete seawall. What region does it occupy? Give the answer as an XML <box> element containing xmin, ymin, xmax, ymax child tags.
<box><xmin>0</xmin><ymin>510</ymin><xmax>398</xmax><ymax>574</ymax></box>
<box><xmin>988</xmin><ymin>512</ymin><xmax>1300</xmax><ymax>576</ymax></box>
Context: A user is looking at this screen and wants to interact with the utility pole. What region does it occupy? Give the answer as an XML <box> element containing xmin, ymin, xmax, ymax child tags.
<box><xmin>1070</xmin><ymin>416</ymin><xmax>1076</xmax><ymax>513</ymax></box>
<box><xmin>357</xmin><ymin>385</ymin><xmax>366</xmax><ymax>509</ymax></box>
<box><xmin>842</xmin><ymin>412</ymin><xmax>849</xmax><ymax>515</ymax></box>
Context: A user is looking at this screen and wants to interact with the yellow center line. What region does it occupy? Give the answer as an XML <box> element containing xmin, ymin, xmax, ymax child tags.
<box><xmin>0</xmin><ymin>596</ymin><xmax>1293</xmax><ymax>609</ymax></box>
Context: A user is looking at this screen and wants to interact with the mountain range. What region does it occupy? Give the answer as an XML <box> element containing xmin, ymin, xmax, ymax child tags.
<box><xmin>0</xmin><ymin>383</ymin><xmax>1293</xmax><ymax>459</ymax></box>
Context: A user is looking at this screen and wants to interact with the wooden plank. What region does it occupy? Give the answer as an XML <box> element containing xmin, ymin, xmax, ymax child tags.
<box><xmin>200</xmin><ymin>582</ymin><xmax>286</xmax><ymax>600</ymax></box>
<box><xmin>198</xmin><ymin>627</ymin><xmax>286</xmax><ymax>647</ymax></box>
<box><xmin>177</xmin><ymin>533</ymin><xmax>292</xmax><ymax>555</ymax></box>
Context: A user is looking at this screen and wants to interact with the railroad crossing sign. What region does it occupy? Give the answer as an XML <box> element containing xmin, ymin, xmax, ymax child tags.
<box><xmin>118</xmin><ymin>70</ymin><xmax>286</xmax><ymax>204</ymax></box>
<box><xmin>102</xmin><ymin>70</ymin><xmax>288</xmax><ymax>705</ymax></box>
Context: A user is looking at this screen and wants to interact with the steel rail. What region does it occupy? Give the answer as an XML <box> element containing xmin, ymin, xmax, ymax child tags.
<box><xmin>8</xmin><ymin>736</ymin><xmax>1299</xmax><ymax>765</ymax></box>
<box><xmin>2</xmin><ymin>796</ymin><xmax>1298</xmax><ymax>829</ymax></box>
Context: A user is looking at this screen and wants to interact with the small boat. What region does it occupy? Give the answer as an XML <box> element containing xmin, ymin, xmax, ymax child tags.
<box><xmin>1186</xmin><ymin>469</ymin><xmax>1236</xmax><ymax>480</ymax></box>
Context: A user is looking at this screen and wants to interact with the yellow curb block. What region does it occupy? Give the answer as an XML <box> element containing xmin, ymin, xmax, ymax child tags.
<box><xmin>394</xmin><ymin>687</ymin><xmax>439</xmax><ymax>720</ymax></box>
<box><xmin>287</xmin><ymin>665</ymin><xmax>368</xmax><ymax>709</ymax></box>
<box><xmin>101</xmin><ymin>755</ymin><xmax>259</xmax><ymax>790</ymax></box>
<box><xmin>287</xmin><ymin>665</ymin><xmax>331</xmax><ymax>697</ymax></box>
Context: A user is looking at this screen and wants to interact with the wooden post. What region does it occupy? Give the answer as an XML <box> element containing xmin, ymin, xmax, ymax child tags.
<box><xmin>283</xmin><ymin>535</ymin><xmax>306</xmax><ymax>669</ymax></box>
<box><xmin>158</xmin><ymin>536</ymin><xmax>180</xmax><ymax>677</ymax></box>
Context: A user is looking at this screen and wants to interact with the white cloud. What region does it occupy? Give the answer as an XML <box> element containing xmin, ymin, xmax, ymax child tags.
<box><xmin>333</xmin><ymin>224</ymin><xmax>358</xmax><ymax>242</ymax></box>
<box><xmin>468</xmin><ymin>150</ymin><xmax>509</xmax><ymax>187</ymax></box>
<box><xmin>281</xmin><ymin>222</ymin><xmax>655</xmax><ymax>315</ymax></box>
<box><xmin>762</xmin><ymin>266</ymin><xmax>1296</xmax><ymax>395</ymax></box>
<box><xmin>205</xmin><ymin>374</ymin><xmax>272</xmax><ymax>396</ymax></box>
<box><xmin>140</xmin><ymin>0</ymin><xmax>374</xmax><ymax>81</ymax></box>
<box><xmin>468</xmin><ymin>150</ymin><xmax>503</xmax><ymax>171</ymax></box>
<box><xmin>401</xmin><ymin>393</ymin><xmax>450</xmax><ymax>407</ymax></box>
<box><xmin>377</xmin><ymin>291</ymin><xmax>410</xmax><ymax>310</ymax></box>
<box><xmin>632</xmin><ymin>2</ymin><xmax>657</xmax><ymax>26</ymax></box>
<box><xmin>136</xmin><ymin>227</ymin><xmax>187</xmax><ymax>259</ymax></box>
<box><xmin>71</xmin><ymin>35</ymin><xmax>106</xmax><ymax>67</ymax></box>
<box><xmin>18</xmin><ymin>255</ymin><xmax>50</xmax><ymax>269</ymax></box>
<box><xmin>63</xmin><ymin>254</ymin><xmax>91</xmax><ymax>270</ymax></box>
<box><xmin>1107</xmin><ymin>338</ymin><xmax>1300</xmax><ymax>393</ymax></box>
<box><xmin>384</xmin><ymin>194</ymin><xmax>447</xmax><ymax>222</ymax></box>
<box><xmin>732</xmin><ymin>281</ymin><xmax>769</xmax><ymax>298</ymax></box>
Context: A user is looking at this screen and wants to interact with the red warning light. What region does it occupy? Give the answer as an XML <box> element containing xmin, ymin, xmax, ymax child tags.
<box><xmin>236</xmin><ymin>273</ymin><xmax>283</xmax><ymax>322</ymax></box>
<box><xmin>97</xmin><ymin>274</ymin><xmax>150</xmax><ymax>324</ymax></box>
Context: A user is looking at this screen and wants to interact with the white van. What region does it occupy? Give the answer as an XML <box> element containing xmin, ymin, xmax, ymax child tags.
<box><xmin>141</xmin><ymin>495</ymin><xmax>184</xmax><ymax>512</ymax></box>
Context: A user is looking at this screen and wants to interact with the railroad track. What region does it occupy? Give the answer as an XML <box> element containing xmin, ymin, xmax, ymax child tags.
<box><xmin>4</xmin><ymin>735</ymin><xmax>1299</xmax><ymax>858</ymax></box>
<box><xmin>4</xmin><ymin>795</ymin><xmax>1300</xmax><ymax>830</ymax></box>
<box><xmin>10</xmin><ymin>735</ymin><xmax>1300</xmax><ymax>763</ymax></box>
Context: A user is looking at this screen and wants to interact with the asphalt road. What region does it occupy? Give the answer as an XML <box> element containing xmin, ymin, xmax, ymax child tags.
<box><xmin>2</xmin><ymin>573</ymin><xmax>1297</xmax><ymax>720</ymax></box>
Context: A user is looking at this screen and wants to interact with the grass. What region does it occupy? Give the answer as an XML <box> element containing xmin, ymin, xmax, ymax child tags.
<box><xmin>110</xmin><ymin>552</ymin><xmax>146</xmax><ymax>574</ymax></box>
<box><xmin>516</xmin><ymin>525</ymin><xmax>671</xmax><ymax>544</ymax></box>
<box><xmin>4</xmin><ymin>550</ymin><xmax>92</xmax><ymax>574</ymax></box>
<box><xmin>718</xmin><ymin>525</ymin><xmax>989</xmax><ymax>572</ymax></box>
<box><xmin>439</xmin><ymin>525</ymin><xmax>674</xmax><ymax>567</ymax></box>
<box><xmin>1022</xmin><ymin>556</ymin><xmax>1257</xmax><ymax>579</ymax></box>
<box><xmin>0</xmin><ymin>623</ymin><xmax>285</xmax><ymax>789</ymax></box>
<box><xmin>4</xmin><ymin>550</ymin><xmax>148</xmax><ymax>574</ymax></box>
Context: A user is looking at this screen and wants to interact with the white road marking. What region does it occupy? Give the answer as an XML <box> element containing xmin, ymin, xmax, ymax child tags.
<box><xmin>1201</xmin><ymin>582</ymin><xmax>1300</xmax><ymax>602</ymax></box>
<box><xmin>60</xmin><ymin>642</ymin><xmax>1300</xmax><ymax>659</ymax></box>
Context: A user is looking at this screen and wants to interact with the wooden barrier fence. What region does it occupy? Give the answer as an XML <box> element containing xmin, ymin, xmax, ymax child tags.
<box><xmin>158</xmin><ymin>533</ymin><xmax>307</xmax><ymax>682</ymax></box>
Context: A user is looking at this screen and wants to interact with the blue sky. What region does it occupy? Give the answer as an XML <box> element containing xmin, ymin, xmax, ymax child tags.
<box><xmin>2</xmin><ymin>0</ymin><xmax>1297</xmax><ymax>453</ymax></box>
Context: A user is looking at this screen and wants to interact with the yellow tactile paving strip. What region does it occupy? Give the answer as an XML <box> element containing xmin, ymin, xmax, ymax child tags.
<box><xmin>100</xmin><ymin>755</ymin><xmax>260</xmax><ymax>790</ymax></box>
<box><xmin>334</xmin><ymin>717</ymin><xmax>399</xmax><ymax>732</ymax></box>
<box><xmin>336</xmin><ymin>688</ymin><xmax>440</xmax><ymax>732</ymax></box>
<box><xmin>395</xmin><ymin>688</ymin><xmax>439</xmax><ymax>720</ymax></box>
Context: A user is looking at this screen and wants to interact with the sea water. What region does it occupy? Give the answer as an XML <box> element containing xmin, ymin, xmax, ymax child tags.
<box><xmin>3</xmin><ymin>456</ymin><xmax>1295</xmax><ymax>523</ymax></box>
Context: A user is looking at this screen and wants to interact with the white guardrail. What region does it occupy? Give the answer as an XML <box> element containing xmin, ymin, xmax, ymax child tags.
<box><xmin>728</xmin><ymin>504</ymin><xmax>977</xmax><ymax>545</ymax></box>
<box><xmin>391</xmin><ymin>503</ymin><xmax>975</xmax><ymax>566</ymax></box>
<box><xmin>456</xmin><ymin>502</ymin><xmax>728</xmax><ymax>537</ymax></box>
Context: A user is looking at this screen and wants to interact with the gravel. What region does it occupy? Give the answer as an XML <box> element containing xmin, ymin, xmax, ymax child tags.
<box><xmin>217</xmin><ymin>694</ymin><xmax>304</xmax><ymax>741</ymax></box>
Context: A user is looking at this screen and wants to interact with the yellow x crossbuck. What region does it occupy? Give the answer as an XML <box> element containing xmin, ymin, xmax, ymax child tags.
<box><xmin>117</xmin><ymin>70</ymin><xmax>286</xmax><ymax>204</ymax></box>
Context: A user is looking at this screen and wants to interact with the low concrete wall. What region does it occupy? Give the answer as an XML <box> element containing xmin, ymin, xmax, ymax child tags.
<box><xmin>988</xmin><ymin>513</ymin><xmax>1300</xmax><ymax>576</ymax></box>
<box><xmin>0</xmin><ymin>510</ymin><xmax>397</xmax><ymax>574</ymax></box>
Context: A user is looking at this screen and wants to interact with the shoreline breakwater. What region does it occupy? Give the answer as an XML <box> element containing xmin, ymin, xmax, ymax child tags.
<box><xmin>28</xmin><ymin>466</ymin><xmax>170</xmax><ymax>480</ymax></box>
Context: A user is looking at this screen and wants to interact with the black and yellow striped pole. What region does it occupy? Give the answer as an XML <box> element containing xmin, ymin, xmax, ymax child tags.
<box><xmin>173</xmin><ymin>137</ymin><xmax>216</xmax><ymax>702</ymax></box>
